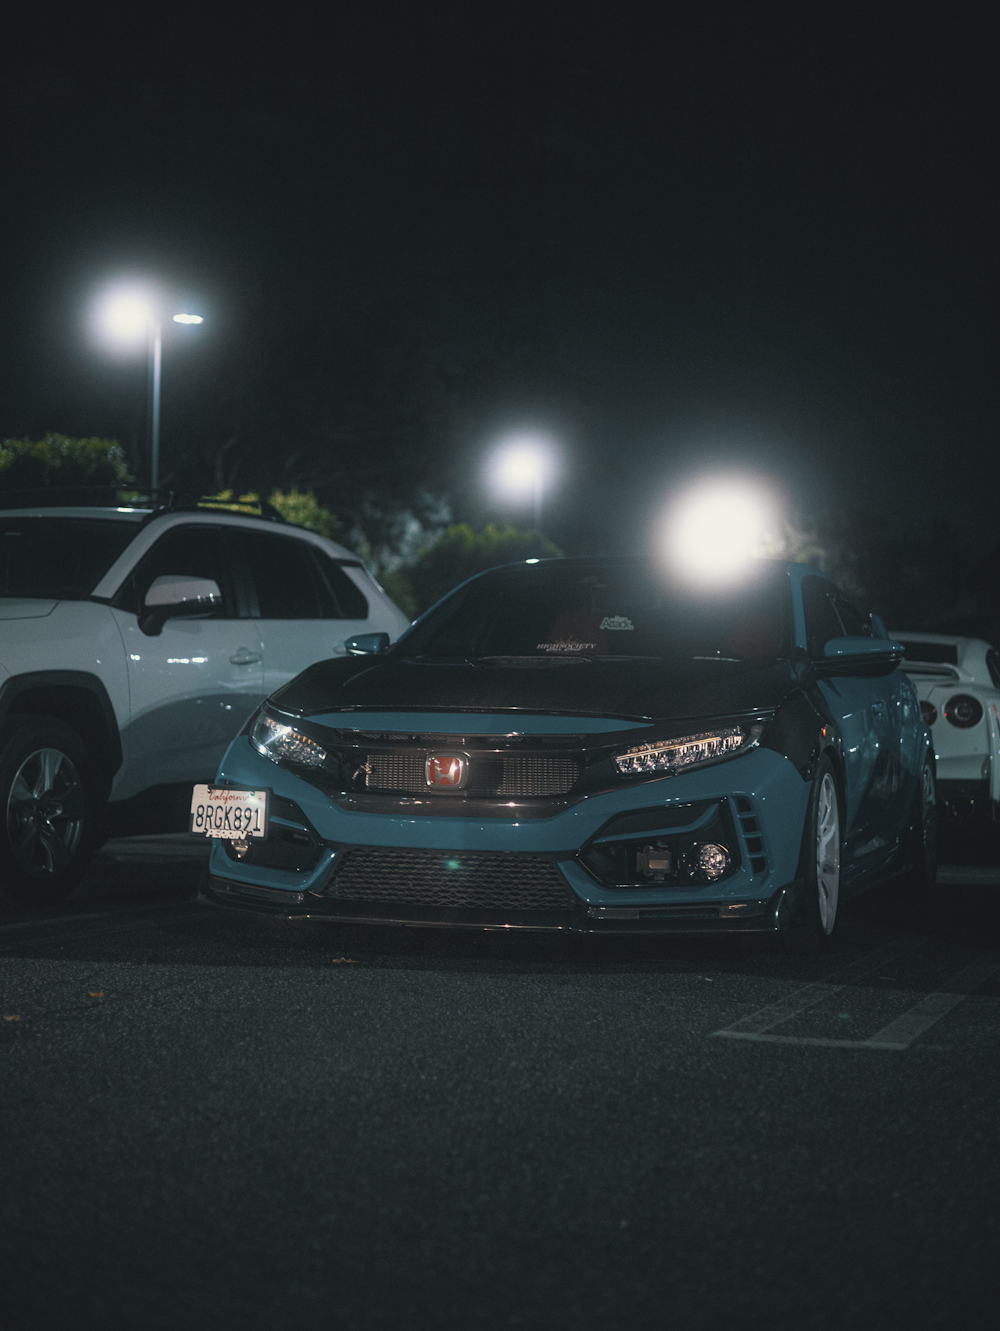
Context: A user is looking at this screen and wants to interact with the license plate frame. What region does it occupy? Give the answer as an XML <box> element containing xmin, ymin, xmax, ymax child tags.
<box><xmin>190</xmin><ymin>785</ymin><xmax>270</xmax><ymax>839</ymax></box>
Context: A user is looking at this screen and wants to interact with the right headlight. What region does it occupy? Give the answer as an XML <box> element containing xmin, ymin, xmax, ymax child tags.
<box><xmin>251</xmin><ymin>709</ymin><xmax>328</xmax><ymax>768</ymax></box>
<box><xmin>613</xmin><ymin>723</ymin><xmax>764</xmax><ymax>778</ymax></box>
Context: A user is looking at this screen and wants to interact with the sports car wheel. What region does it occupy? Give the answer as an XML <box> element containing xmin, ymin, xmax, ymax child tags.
<box><xmin>904</xmin><ymin>757</ymin><xmax>937</xmax><ymax>893</ymax></box>
<box><xmin>783</xmin><ymin>758</ymin><xmax>842</xmax><ymax>955</ymax></box>
<box><xmin>0</xmin><ymin>716</ymin><xmax>102</xmax><ymax>904</ymax></box>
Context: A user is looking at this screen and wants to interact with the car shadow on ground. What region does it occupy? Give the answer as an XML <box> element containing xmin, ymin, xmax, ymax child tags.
<box><xmin>938</xmin><ymin>819</ymin><xmax>1000</xmax><ymax>866</ymax></box>
<box><xmin>4</xmin><ymin>831</ymin><xmax>1000</xmax><ymax>982</ymax></box>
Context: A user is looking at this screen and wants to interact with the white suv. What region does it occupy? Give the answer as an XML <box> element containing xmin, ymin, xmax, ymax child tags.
<box><xmin>0</xmin><ymin>496</ymin><xmax>410</xmax><ymax>903</ymax></box>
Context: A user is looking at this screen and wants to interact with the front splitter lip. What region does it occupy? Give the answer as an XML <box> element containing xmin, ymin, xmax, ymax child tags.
<box><xmin>201</xmin><ymin>874</ymin><xmax>788</xmax><ymax>934</ymax></box>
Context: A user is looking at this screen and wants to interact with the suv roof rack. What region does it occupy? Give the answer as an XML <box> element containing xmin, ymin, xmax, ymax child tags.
<box><xmin>0</xmin><ymin>486</ymin><xmax>287</xmax><ymax>524</ymax></box>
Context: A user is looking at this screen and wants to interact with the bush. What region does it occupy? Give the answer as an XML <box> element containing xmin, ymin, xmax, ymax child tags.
<box><xmin>387</xmin><ymin>523</ymin><xmax>562</xmax><ymax>620</ymax></box>
<box><xmin>267</xmin><ymin>488</ymin><xmax>342</xmax><ymax>540</ymax></box>
<box><xmin>199</xmin><ymin>488</ymin><xmax>342</xmax><ymax>540</ymax></box>
<box><xmin>0</xmin><ymin>435</ymin><xmax>131</xmax><ymax>491</ymax></box>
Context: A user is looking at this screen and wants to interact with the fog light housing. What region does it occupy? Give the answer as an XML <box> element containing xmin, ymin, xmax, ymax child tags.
<box><xmin>683</xmin><ymin>842</ymin><xmax>731</xmax><ymax>883</ymax></box>
<box><xmin>637</xmin><ymin>844</ymin><xmax>673</xmax><ymax>881</ymax></box>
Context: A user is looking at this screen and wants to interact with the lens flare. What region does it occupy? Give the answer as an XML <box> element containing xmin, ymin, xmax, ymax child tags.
<box><xmin>92</xmin><ymin>285</ymin><xmax>158</xmax><ymax>350</ymax></box>
<box><xmin>667</xmin><ymin>483</ymin><xmax>772</xmax><ymax>580</ymax></box>
<box><xmin>491</xmin><ymin>436</ymin><xmax>553</xmax><ymax>496</ymax></box>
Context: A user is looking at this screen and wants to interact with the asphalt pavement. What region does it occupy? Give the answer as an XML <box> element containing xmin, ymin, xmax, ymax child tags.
<box><xmin>2</xmin><ymin>833</ymin><xmax>999</xmax><ymax>1330</ymax></box>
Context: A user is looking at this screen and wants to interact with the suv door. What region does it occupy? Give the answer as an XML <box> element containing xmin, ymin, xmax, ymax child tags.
<box><xmin>110</xmin><ymin>524</ymin><xmax>265</xmax><ymax>797</ymax></box>
<box><xmin>236</xmin><ymin>530</ymin><xmax>372</xmax><ymax>697</ymax></box>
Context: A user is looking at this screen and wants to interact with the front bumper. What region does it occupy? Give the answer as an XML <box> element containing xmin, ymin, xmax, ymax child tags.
<box><xmin>201</xmin><ymin>735</ymin><xmax>812</xmax><ymax>934</ymax></box>
<box><xmin>201</xmin><ymin>872</ymin><xmax>801</xmax><ymax>934</ymax></box>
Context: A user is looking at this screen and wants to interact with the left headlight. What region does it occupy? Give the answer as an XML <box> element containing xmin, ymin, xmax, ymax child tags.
<box><xmin>251</xmin><ymin>709</ymin><xmax>328</xmax><ymax>768</ymax></box>
<box><xmin>613</xmin><ymin>723</ymin><xmax>764</xmax><ymax>778</ymax></box>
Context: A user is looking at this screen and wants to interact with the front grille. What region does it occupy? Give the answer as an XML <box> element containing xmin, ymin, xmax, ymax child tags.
<box><xmin>363</xmin><ymin>753</ymin><xmax>581</xmax><ymax>797</ymax></box>
<box><xmin>327</xmin><ymin>848</ymin><xmax>576</xmax><ymax>910</ymax></box>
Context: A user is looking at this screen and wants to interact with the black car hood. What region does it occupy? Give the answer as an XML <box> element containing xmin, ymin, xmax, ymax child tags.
<box><xmin>273</xmin><ymin>654</ymin><xmax>796</xmax><ymax>725</ymax></box>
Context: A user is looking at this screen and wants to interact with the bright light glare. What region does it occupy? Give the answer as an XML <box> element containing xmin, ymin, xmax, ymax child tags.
<box><xmin>491</xmin><ymin>435</ymin><xmax>554</xmax><ymax>496</ymax></box>
<box><xmin>173</xmin><ymin>313</ymin><xmax>203</xmax><ymax>324</ymax></box>
<box><xmin>498</xmin><ymin>446</ymin><xmax>542</xmax><ymax>492</ymax></box>
<box><xmin>93</xmin><ymin>285</ymin><xmax>156</xmax><ymax>348</ymax></box>
<box><xmin>668</xmin><ymin>484</ymin><xmax>771</xmax><ymax>580</ymax></box>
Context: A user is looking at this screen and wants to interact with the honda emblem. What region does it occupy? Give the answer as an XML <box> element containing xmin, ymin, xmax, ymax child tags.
<box><xmin>425</xmin><ymin>754</ymin><xmax>469</xmax><ymax>789</ymax></box>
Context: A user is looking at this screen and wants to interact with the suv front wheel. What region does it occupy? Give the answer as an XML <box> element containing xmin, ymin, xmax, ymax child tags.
<box><xmin>0</xmin><ymin>716</ymin><xmax>102</xmax><ymax>904</ymax></box>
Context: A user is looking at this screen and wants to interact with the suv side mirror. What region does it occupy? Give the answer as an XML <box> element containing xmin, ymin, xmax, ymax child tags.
<box><xmin>815</xmin><ymin>635</ymin><xmax>905</xmax><ymax>678</ymax></box>
<box><xmin>344</xmin><ymin>632</ymin><xmax>390</xmax><ymax>656</ymax></box>
<box><xmin>139</xmin><ymin>575</ymin><xmax>222</xmax><ymax>637</ymax></box>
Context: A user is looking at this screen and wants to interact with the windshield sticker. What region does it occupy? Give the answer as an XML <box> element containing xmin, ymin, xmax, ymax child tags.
<box><xmin>537</xmin><ymin>640</ymin><xmax>597</xmax><ymax>653</ymax></box>
<box><xmin>600</xmin><ymin>615</ymin><xmax>634</xmax><ymax>631</ymax></box>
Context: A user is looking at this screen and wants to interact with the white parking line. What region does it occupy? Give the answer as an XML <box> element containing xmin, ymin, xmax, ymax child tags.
<box><xmin>936</xmin><ymin>866</ymin><xmax>1000</xmax><ymax>886</ymax></box>
<box><xmin>713</xmin><ymin>938</ymin><xmax>923</xmax><ymax>1038</ymax></box>
<box><xmin>862</xmin><ymin>956</ymin><xmax>1000</xmax><ymax>1049</ymax></box>
<box><xmin>713</xmin><ymin>944</ymin><xmax>1000</xmax><ymax>1051</ymax></box>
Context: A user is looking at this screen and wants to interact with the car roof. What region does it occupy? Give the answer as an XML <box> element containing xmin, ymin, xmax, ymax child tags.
<box><xmin>0</xmin><ymin>505</ymin><xmax>148</xmax><ymax>522</ymax></box>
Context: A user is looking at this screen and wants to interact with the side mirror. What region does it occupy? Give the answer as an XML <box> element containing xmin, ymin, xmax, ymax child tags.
<box><xmin>344</xmin><ymin>631</ymin><xmax>390</xmax><ymax>656</ymax></box>
<box><xmin>139</xmin><ymin>575</ymin><xmax>222</xmax><ymax>637</ymax></box>
<box><xmin>815</xmin><ymin>635</ymin><xmax>904</xmax><ymax>678</ymax></box>
<box><xmin>869</xmin><ymin>612</ymin><xmax>889</xmax><ymax>639</ymax></box>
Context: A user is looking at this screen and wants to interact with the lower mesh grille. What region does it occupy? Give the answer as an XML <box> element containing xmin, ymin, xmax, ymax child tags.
<box><xmin>328</xmin><ymin>848</ymin><xmax>576</xmax><ymax>910</ymax></box>
<box><xmin>364</xmin><ymin>753</ymin><xmax>581</xmax><ymax>797</ymax></box>
<box><xmin>224</xmin><ymin>827</ymin><xmax>321</xmax><ymax>871</ymax></box>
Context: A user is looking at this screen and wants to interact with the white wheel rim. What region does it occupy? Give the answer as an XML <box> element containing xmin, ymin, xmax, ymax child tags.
<box><xmin>815</xmin><ymin>772</ymin><xmax>841</xmax><ymax>934</ymax></box>
<box><xmin>6</xmin><ymin>746</ymin><xmax>85</xmax><ymax>876</ymax></box>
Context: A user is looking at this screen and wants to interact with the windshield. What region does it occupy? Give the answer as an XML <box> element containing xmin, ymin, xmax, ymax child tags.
<box><xmin>401</xmin><ymin>560</ymin><xmax>792</xmax><ymax>662</ymax></box>
<box><xmin>0</xmin><ymin>516</ymin><xmax>139</xmax><ymax>600</ymax></box>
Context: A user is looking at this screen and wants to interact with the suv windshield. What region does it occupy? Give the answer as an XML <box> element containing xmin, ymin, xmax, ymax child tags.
<box><xmin>401</xmin><ymin>560</ymin><xmax>792</xmax><ymax>661</ymax></box>
<box><xmin>0</xmin><ymin>516</ymin><xmax>140</xmax><ymax>600</ymax></box>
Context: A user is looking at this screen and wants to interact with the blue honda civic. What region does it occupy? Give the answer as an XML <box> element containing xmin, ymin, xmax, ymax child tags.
<box><xmin>197</xmin><ymin>557</ymin><xmax>936</xmax><ymax>950</ymax></box>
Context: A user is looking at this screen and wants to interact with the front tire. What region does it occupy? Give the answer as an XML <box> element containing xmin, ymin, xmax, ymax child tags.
<box><xmin>0</xmin><ymin>716</ymin><xmax>104</xmax><ymax>905</ymax></box>
<box><xmin>783</xmin><ymin>757</ymin><xmax>842</xmax><ymax>955</ymax></box>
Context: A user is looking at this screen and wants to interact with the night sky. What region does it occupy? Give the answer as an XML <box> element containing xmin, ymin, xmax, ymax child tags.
<box><xmin>1</xmin><ymin>5</ymin><xmax>996</xmax><ymax>555</ymax></box>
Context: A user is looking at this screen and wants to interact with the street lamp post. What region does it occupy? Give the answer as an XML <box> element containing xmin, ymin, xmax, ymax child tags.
<box><xmin>149</xmin><ymin>320</ymin><xmax>162</xmax><ymax>491</ymax></box>
<box><xmin>95</xmin><ymin>288</ymin><xmax>203</xmax><ymax>490</ymax></box>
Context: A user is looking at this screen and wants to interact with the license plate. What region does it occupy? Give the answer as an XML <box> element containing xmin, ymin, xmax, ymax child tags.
<box><xmin>190</xmin><ymin>785</ymin><xmax>269</xmax><ymax>839</ymax></box>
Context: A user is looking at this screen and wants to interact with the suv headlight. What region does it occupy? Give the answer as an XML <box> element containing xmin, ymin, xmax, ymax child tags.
<box><xmin>251</xmin><ymin>709</ymin><xmax>328</xmax><ymax>768</ymax></box>
<box><xmin>613</xmin><ymin>723</ymin><xmax>764</xmax><ymax>777</ymax></box>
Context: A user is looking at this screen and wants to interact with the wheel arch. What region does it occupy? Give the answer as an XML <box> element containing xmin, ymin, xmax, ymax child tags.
<box><xmin>762</xmin><ymin>687</ymin><xmax>847</xmax><ymax>809</ymax></box>
<box><xmin>817</xmin><ymin>737</ymin><xmax>848</xmax><ymax>818</ymax></box>
<box><xmin>0</xmin><ymin>672</ymin><xmax>123</xmax><ymax>790</ymax></box>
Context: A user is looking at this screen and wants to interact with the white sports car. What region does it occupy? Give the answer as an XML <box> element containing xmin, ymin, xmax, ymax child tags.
<box><xmin>889</xmin><ymin>632</ymin><xmax>1000</xmax><ymax>824</ymax></box>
